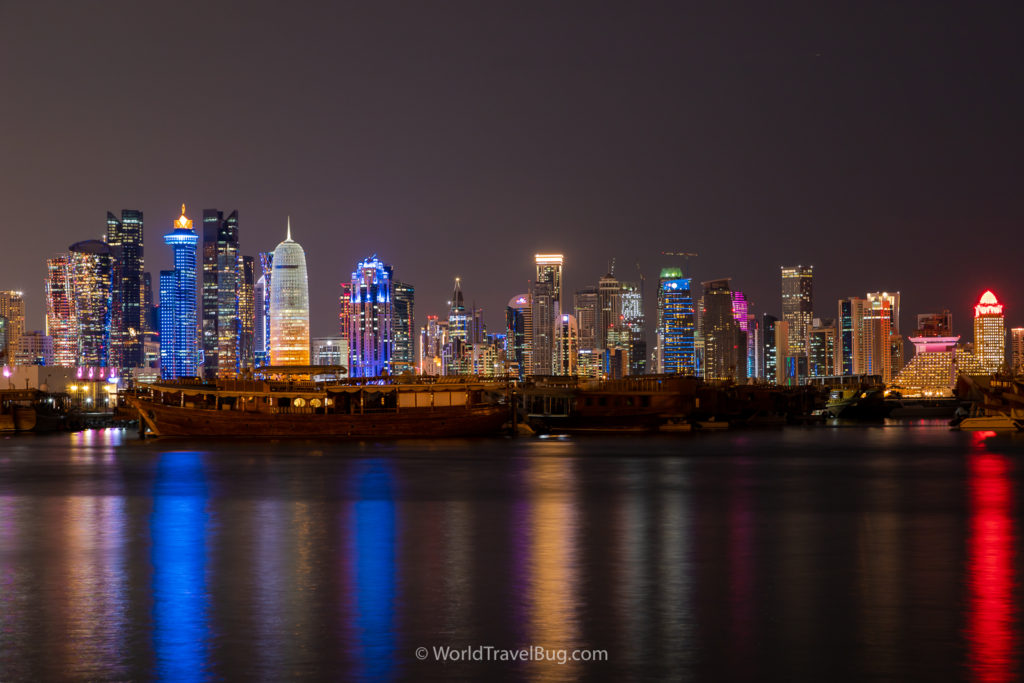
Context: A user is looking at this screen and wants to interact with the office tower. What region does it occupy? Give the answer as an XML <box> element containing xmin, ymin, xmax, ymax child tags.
<box><xmin>597</xmin><ymin>273</ymin><xmax>620</xmax><ymax>353</ymax></box>
<box><xmin>731</xmin><ymin>290</ymin><xmax>755</xmax><ymax>379</ymax></box>
<box><xmin>269</xmin><ymin>220</ymin><xmax>310</xmax><ymax>367</ymax></box>
<box><xmin>106</xmin><ymin>209</ymin><xmax>144</xmax><ymax>367</ymax></box>
<box><xmin>470</xmin><ymin>307</ymin><xmax>486</xmax><ymax>345</ymax></box>
<box><xmin>44</xmin><ymin>256</ymin><xmax>77</xmax><ymax>366</ymax></box>
<box><xmin>973</xmin><ymin>290</ymin><xmax>1005</xmax><ymax>373</ymax></box>
<box><xmin>69</xmin><ymin>240</ymin><xmax>117</xmax><ymax>367</ymax></box>
<box><xmin>311</xmin><ymin>337</ymin><xmax>346</xmax><ymax>366</ymax></box>
<box><xmin>573</xmin><ymin>287</ymin><xmax>598</xmax><ymax>351</ymax></box>
<box><xmin>255</xmin><ymin>251</ymin><xmax>273</xmax><ymax>366</ymax></box>
<box><xmin>142</xmin><ymin>272</ymin><xmax>156</xmax><ymax>334</ymax></box>
<box><xmin>20</xmin><ymin>332</ymin><xmax>52</xmax><ymax>366</ymax></box>
<box><xmin>762</xmin><ymin>313</ymin><xmax>779</xmax><ymax>382</ymax></box>
<box><xmin>622</xmin><ymin>281</ymin><xmax>646</xmax><ymax>375</ymax></box>
<box><xmin>915</xmin><ymin>310</ymin><xmax>953</xmax><ymax>337</ymax></box>
<box><xmin>347</xmin><ymin>255</ymin><xmax>392</xmax><ymax>377</ymax></box>
<box><xmin>701</xmin><ymin>279</ymin><xmax>746</xmax><ymax>381</ymax></box>
<box><xmin>1011</xmin><ymin>327</ymin><xmax>1024</xmax><ymax>376</ymax></box>
<box><xmin>531</xmin><ymin>254</ymin><xmax>564</xmax><ymax>376</ymax></box>
<box><xmin>201</xmin><ymin>209</ymin><xmax>240</xmax><ymax>378</ymax></box>
<box><xmin>809</xmin><ymin>319</ymin><xmax>837</xmax><ymax>377</ymax></box>
<box><xmin>780</xmin><ymin>265</ymin><xmax>813</xmax><ymax>363</ymax></box>
<box><xmin>774</xmin><ymin>320</ymin><xmax>792</xmax><ymax>385</ymax></box>
<box><xmin>392</xmin><ymin>281</ymin><xmax>415</xmax><ymax>374</ymax></box>
<box><xmin>420</xmin><ymin>315</ymin><xmax>445</xmax><ymax>376</ymax></box>
<box><xmin>506</xmin><ymin>294</ymin><xmax>531</xmax><ymax>380</ymax></box>
<box><xmin>863</xmin><ymin>291</ymin><xmax>902</xmax><ymax>383</ymax></box>
<box><xmin>0</xmin><ymin>317</ymin><xmax>8</xmax><ymax>365</ymax></box>
<box><xmin>656</xmin><ymin>268</ymin><xmax>696</xmax><ymax>374</ymax></box>
<box><xmin>159</xmin><ymin>206</ymin><xmax>200</xmax><ymax>379</ymax></box>
<box><xmin>555</xmin><ymin>313</ymin><xmax>579</xmax><ymax>376</ymax></box>
<box><xmin>0</xmin><ymin>291</ymin><xmax>26</xmax><ymax>365</ymax></box>
<box><xmin>237</xmin><ymin>255</ymin><xmax>256</xmax><ymax>371</ymax></box>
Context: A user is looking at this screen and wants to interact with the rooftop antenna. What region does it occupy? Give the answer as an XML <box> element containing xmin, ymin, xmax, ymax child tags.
<box><xmin>661</xmin><ymin>251</ymin><xmax>698</xmax><ymax>277</ymax></box>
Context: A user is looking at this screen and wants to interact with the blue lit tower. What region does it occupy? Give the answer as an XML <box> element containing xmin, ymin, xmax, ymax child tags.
<box><xmin>159</xmin><ymin>205</ymin><xmax>199</xmax><ymax>379</ymax></box>
<box><xmin>254</xmin><ymin>251</ymin><xmax>273</xmax><ymax>366</ymax></box>
<box><xmin>656</xmin><ymin>268</ymin><xmax>695</xmax><ymax>374</ymax></box>
<box><xmin>347</xmin><ymin>255</ymin><xmax>393</xmax><ymax>377</ymax></box>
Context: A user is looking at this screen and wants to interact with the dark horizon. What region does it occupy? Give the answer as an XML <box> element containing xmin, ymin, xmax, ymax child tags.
<box><xmin>2</xmin><ymin>2</ymin><xmax>1022</xmax><ymax>339</ymax></box>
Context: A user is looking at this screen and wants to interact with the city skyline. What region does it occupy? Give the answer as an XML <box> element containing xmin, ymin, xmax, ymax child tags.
<box><xmin>1</xmin><ymin>2</ymin><xmax>1021</xmax><ymax>342</ymax></box>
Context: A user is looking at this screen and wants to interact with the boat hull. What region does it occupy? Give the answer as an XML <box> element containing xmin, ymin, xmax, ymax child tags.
<box><xmin>956</xmin><ymin>416</ymin><xmax>1023</xmax><ymax>432</ymax></box>
<box><xmin>133</xmin><ymin>399</ymin><xmax>509</xmax><ymax>438</ymax></box>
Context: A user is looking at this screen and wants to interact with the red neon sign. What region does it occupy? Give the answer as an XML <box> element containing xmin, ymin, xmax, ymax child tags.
<box><xmin>975</xmin><ymin>291</ymin><xmax>1004</xmax><ymax>318</ymax></box>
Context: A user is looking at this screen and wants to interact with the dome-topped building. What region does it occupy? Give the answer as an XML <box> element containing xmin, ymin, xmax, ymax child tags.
<box><xmin>269</xmin><ymin>218</ymin><xmax>310</xmax><ymax>366</ymax></box>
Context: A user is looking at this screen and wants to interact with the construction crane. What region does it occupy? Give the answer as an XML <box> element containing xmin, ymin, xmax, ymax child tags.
<box><xmin>660</xmin><ymin>251</ymin><xmax>698</xmax><ymax>277</ymax></box>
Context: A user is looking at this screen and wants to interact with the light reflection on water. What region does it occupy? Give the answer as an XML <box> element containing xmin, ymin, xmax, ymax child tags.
<box><xmin>0</xmin><ymin>428</ymin><xmax>1022</xmax><ymax>680</ymax></box>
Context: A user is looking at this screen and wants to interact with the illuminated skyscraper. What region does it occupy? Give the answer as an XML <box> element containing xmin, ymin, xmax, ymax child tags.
<box><xmin>555</xmin><ymin>313</ymin><xmax>579</xmax><ymax>376</ymax></box>
<box><xmin>0</xmin><ymin>291</ymin><xmax>26</xmax><ymax>365</ymax></box>
<box><xmin>269</xmin><ymin>219</ymin><xmax>310</xmax><ymax>366</ymax></box>
<box><xmin>809</xmin><ymin>318</ymin><xmax>837</xmax><ymax>377</ymax></box>
<box><xmin>392</xmin><ymin>280</ymin><xmax>415</xmax><ymax>374</ymax></box>
<box><xmin>237</xmin><ymin>255</ymin><xmax>256</xmax><ymax>371</ymax></box>
<box><xmin>45</xmin><ymin>256</ymin><xmax>77</xmax><ymax>366</ymax></box>
<box><xmin>621</xmin><ymin>280</ymin><xmax>646</xmax><ymax>376</ymax></box>
<box><xmin>762</xmin><ymin>313</ymin><xmax>779</xmax><ymax>382</ymax></box>
<box><xmin>420</xmin><ymin>314</ymin><xmax>445</xmax><ymax>376</ymax></box>
<box><xmin>656</xmin><ymin>268</ymin><xmax>695</xmax><ymax>374</ymax></box>
<box><xmin>254</xmin><ymin>251</ymin><xmax>273</xmax><ymax>366</ymax></box>
<box><xmin>506</xmin><ymin>294</ymin><xmax>531</xmax><ymax>380</ymax></box>
<box><xmin>201</xmin><ymin>209</ymin><xmax>241</xmax><ymax>378</ymax></box>
<box><xmin>531</xmin><ymin>254</ymin><xmax>563</xmax><ymax>376</ymax></box>
<box><xmin>159</xmin><ymin>206</ymin><xmax>199</xmax><ymax>379</ymax></box>
<box><xmin>69</xmin><ymin>240</ymin><xmax>115</xmax><ymax>367</ymax></box>
<box><xmin>1011</xmin><ymin>327</ymin><xmax>1024</xmax><ymax>376</ymax></box>
<box><xmin>701</xmin><ymin>279</ymin><xmax>746</xmax><ymax>381</ymax></box>
<box><xmin>106</xmin><ymin>209</ymin><xmax>144</xmax><ymax>367</ymax></box>
<box><xmin>347</xmin><ymin>256</ymin><xmax>392</xmax><ymax>377</ymax></box>
<box><xmin>781</xmin><ymin>265</ymin><xmax>813</xmax><ymax>360</ymax></box>
<box><xmin>864</xmin><ymin>291</ymin><xmax>902</xmax><ymax>383</ymax></box>
<box><xmin>0</xmin><ymin>317</ymin><xmax>8</xmax><ymax>364</ymax></box>
<box><xmin>973</xmin><ymin>290</ymin><xmax>1005</xmax><ymax>373</ymax></box>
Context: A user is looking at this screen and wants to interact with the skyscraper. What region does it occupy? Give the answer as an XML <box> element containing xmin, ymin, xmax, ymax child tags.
<box><xmin>45</xmin><ymin>256</ymin><xmax>77</xmax><ymax>367</ymax></box>
<box><xmin>762</xmin><ymin>313</ymin><xmax>778</xmax><ymax>382</ymax></box>
<box><xmin>392</xmin><ymin>280</ymin><xmax>415</xmax><ymax>374</ymax></box>
<box><xmin>656</xmin><ymin>268</ymin><xmax>695</xmax><ymax>374</ymax></box>
<box><xmin>781</xmin><ymin>265</ymin><xmax>813</xmax><ymax>368</ymax></box>
<box><xmin>0</xmin><ymin>291</ymin><xmax>26</xmax><ymax>365</ymax></box>
<box><xmin>420</xmin><ymin>314</ymin><xmax>445</xmax><ymax>376</ymax></box>
<box><xmin>106</xmin><ymin>209</ymin><xmax>144</xmax><ymax>367</ymax></box>
<box><xmin>973</xmin><ymin>290</ymin><xmax>1005</xmax><ymax>373</ymax></box>
<box><xmin>621</xmin><ymin>280</ymin><xmax>646</xmax><ymax>376</ymax></box>
<box><xmin>347</xmin><ymin>256</ymin><xmax>392</xmax><ymax>377</ymax></box>
<box><xmin>701</xmin><ymin>279</ymin><xmax>746</xmax><ymax>381</ymax></box>
<box><xmin>237</xmin><ymin>254</ymin><xmax>256</xmax><ymax>372</ymax></box>
<box><xmin>254</xmin><ymin>251</ymin><xmax>273</xmax><ymax>366</ymax></box>
<box><xmin>269</xmin><ymin>220</ymin><xmax>310</xmax><ymax>367</ymax></box>
<box><xmin>531</xmin><ymin>254</ymin><xmax>563</xmax><ymax>376</ymax></box>
<box><xmin>555</xmin><ymin>313</ymin><xmax>579</xmax><ymax>376</ymax></box>
<box><xmin>159</xmin><ymin>206</ymin><xmax>199</xmax><ymax>379</ymax></box>
<box><xmin>201</xmin><ymin>209</ymin><xmax>241</xmax><ymax>378</ymax></box>
<box><xmin>1011</xmin><ymin>327</ymin><xmax>1024</xmax><ymax>376</ymax></box>
<box><xmin>506</xmin><ymin>294</ymin><xmax>531</xmax><ymax>380</ymax></box>
<box><xmin>69</xmin><ymin>240</ymin><xmax>115</xmax><ymax>367</ymax></box>
<box><xmin>865</xmin><ymin>291</ymin><xmax>902</xmax><ymax>383</ymax></box>
<box><xmin>809</xmin><ymin>318</ymin><xmax>837</xmax><ymax>377</ymax></box>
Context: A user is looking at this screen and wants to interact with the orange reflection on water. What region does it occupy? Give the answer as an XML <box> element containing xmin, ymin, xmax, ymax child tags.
<box><xmin>966</xmin><ymin>451</ymin><xmax>1017</xmax><ymax>682</ymax></box>
<box><xmin>527</xmin><ymin>456</ymin><xmax>580</xmax><ymax>680</ymax></box>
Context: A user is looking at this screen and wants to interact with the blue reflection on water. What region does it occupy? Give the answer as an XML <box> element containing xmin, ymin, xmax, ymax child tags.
<box><xmin>350</xmin><ymin>460</ymin><xmax>397</xmax><ymax>681</ymax></box>
<box><xmin>151</xmin><ymin>451</ymin><xmax>210</xmax><ymax>682</ymax></box>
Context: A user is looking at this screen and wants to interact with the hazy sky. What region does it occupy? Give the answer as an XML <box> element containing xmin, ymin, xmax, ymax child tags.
<box><xmin>2</xmin><ymin>1</ymin><xmax>1021</xmax><ymax>340</ymax></box>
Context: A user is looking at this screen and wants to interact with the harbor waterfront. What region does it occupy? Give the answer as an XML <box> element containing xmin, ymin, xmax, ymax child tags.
<box><xmin>1</xmin><ymin>424</ymin><xmax>1023</xmax><ymax>680</ymax></box>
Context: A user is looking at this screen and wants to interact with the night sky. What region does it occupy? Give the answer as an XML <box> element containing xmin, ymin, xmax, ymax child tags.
<box><xmin>2</xmin><ymin>1</ymin><xmax>1021</xmax><ymax>340</ymax></box>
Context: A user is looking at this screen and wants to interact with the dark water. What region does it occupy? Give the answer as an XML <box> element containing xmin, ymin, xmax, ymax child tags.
<box><xmin>1</xmin><ymin>423</ymin><xmax>1022</xmax><ymax>681</ymax></box>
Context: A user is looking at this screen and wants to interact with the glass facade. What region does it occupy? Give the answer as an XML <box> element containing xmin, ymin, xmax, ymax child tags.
<box><xmin>159</xmin><ymin>207</ymin><xmax>199</xmax><ymax>379</ymax></box>
<box><xmin>201</xmin><ymin>209</ymin><xmax>241</xmax><ymax>378</ymax></box>
<box><xmin>392</xmin><ymin>281</ymin><xmax>415</xmax><ymax>375</ymax></box>
<box><xmin>45</xmin><ymin>256</ymin><xmax>77</xmax><ymax>366</ymax></box>
<box><xmin>269</xmin><ymin>221</ymin><xmax>310</xmax><ymax>366</ymax></box>
<box><xmin>106</xmin><ymin>209</ymin><xmax>144</xmax><ymax>367</ymax></box>
<box><xmin>781</xmin><ymin>265</ymin><xmax>813</xmax><ymax>357</ymax></box>
<box><xmin>347</xmin><ymin>256</ymin><xmax>392</xmax><ymax>377</ymax></box>
<box><xmin>68</xmin><ymin>240</ymin><xmax>115</xmax><ymax>367</ymax></box>
<box><xmin>973</xmin><ymin>290</ymin><xmax>1005</xmax><ymax>373</ymax></box>
<box><xmin>657</xmin><ymin>270</ymin><xmax>695</xmax><ymax>375</ymax></box>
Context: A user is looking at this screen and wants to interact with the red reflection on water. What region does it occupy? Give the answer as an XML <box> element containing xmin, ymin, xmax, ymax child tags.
<box><xmin>966</xmin><ymin>452</ymin><xmax>1017</xmax><ymax>682</ymax></box>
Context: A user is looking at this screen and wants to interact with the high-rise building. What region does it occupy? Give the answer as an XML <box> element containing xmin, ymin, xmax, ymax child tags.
<box><xmin>1011</xmin><ymin>327</ymin><xmax>1024</xmax><ymax>376</ymax></box>
<box><xmin>255</xmin><ymin>251</ymin><xmax>273</xmax><ymax>366</ymax></box>
<box><xmin>597</xmin><ymin>273</ymin><xmax>620</xmax><ymax>353</ymax></box>
<box><xmin>809</xmin><ymin>318</ymin><xmax>837</xmax><ymax>377</ymax></box>
<box><xmin>0</xmin><ymin>291</ymin><xmax>26</xmax><ymax>365</ymax></box>
<box><xmin>347</xmin><ymin>256</ymin><xmax>392</xmax><ymax>377</ymax></box>
<box><xmin>762</xmin><ymin>314</ymin><xmax>778</xmax><ymax>382</ymax></box>
<box><xmin>159</xmin><ymin>206</ymin><xmax>200</xmax><ymax>379</ymax></box>
<box><xmin>732</xmin><ymin>290</ymin><xmax>758</xmax><ymax>379</ymax></box>
<box><xmin>573</xmin><ymin>287</ymin><xmax>598</xmax><ymax>352</ymax></box>
<box><xmin>106</xmin><ymin>209</ymin><xmax>145</xmax><ymax>367</ymax></box>
<box><xmin>445</xmin><ymin>278</ymin><xmax>468</xmax><ymax>374</ymax></box>
<box><xmin>781</xmin><ymin>265</ymin><xmax>813</xmax><ymax>363</ymax></box>
<box><xmin>392</xmin><ymin>281</ymin><xmax>415</xmax><ymax>375</ymax></box>
<box><xmin>506</xmin><ymin>294</ymin><xmax>531</xmax><ymax>380</ymax></box>
<box><xmin>891</xmin><ymin>334</ymin><xmax>985</xmax><ymax>397</ymax></box>
<box><xmin>20</xmin><ymin>332</ymin><xmax>53</xmax><ymax>366</ymax></box>
<box><xmin>269</xmin><ymin>220</ymin><xmax>310</xmax><ymax>367</ymax></box>
<box><xmin>973</xmin><ymin>290</ymin><xmax>1005</xmax><ymax>373</ymax></box>
<box><xmin>531</xmin><ymin>254</ymin><xmax>563</xmax><ymax>376</ymax></box>
<box><xmin>656</xmin><ymin>268</ymin><xmax>695</xmax><ymax>374</ymax></box>
<box><xmin>45</xmin><ymin>256</ymin><xmax>77</xmax><ymax>367</ymax></box>
<box><xmin>915</xmin><ymin>310</ymin><xmax>953</xmax><ymax>337</ymax></box>
<box><xmin>621</xmin><ymin>280</ymin><xmax>646</xmax><ymax>376</ymax></box>
<box><xmin>237</xmin><ymin>255</ymin><xmax>256</xmax><ymax>372</ymax></box>
<box><xmin>702</xmin><ymin>279</ymin><xmax>746</xmax><ymax>381</ymax></box>
<box><xmin>201</xmin><ymin>209</ymin><xmax>240</xmax><ymax>378</ymax></box>
<box><xmin>420</xmin><ymin>315</ymin><xmax>445</xmax><ymax>376</ymax></box>
<box><xmin>555</xmin><ymin>313</ymin><xmax>579</xmax><ymax>376</ymax></box>
<box><xmin>68</xmin><ymin>240</ymin><xmax>116</xmax><ymax>367</ymax></box>
<box><xmin>774</xmin><ymin>319</ymin><xmax>792</xmax><ymax>385</ymax></box>
<box><xmin>0</xmin><ymin>317</ymin><xmax>8</xmax><ymax>365</ymax></box>
<box><xmin>864</xmin><ymin>291</ymin><xmax>902</xmax><ymax>383</ymax></box>
<box><xmin>311</xmin><ymin>337</ymin><xmax>346</xmax><ymax>367</ymax></box>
